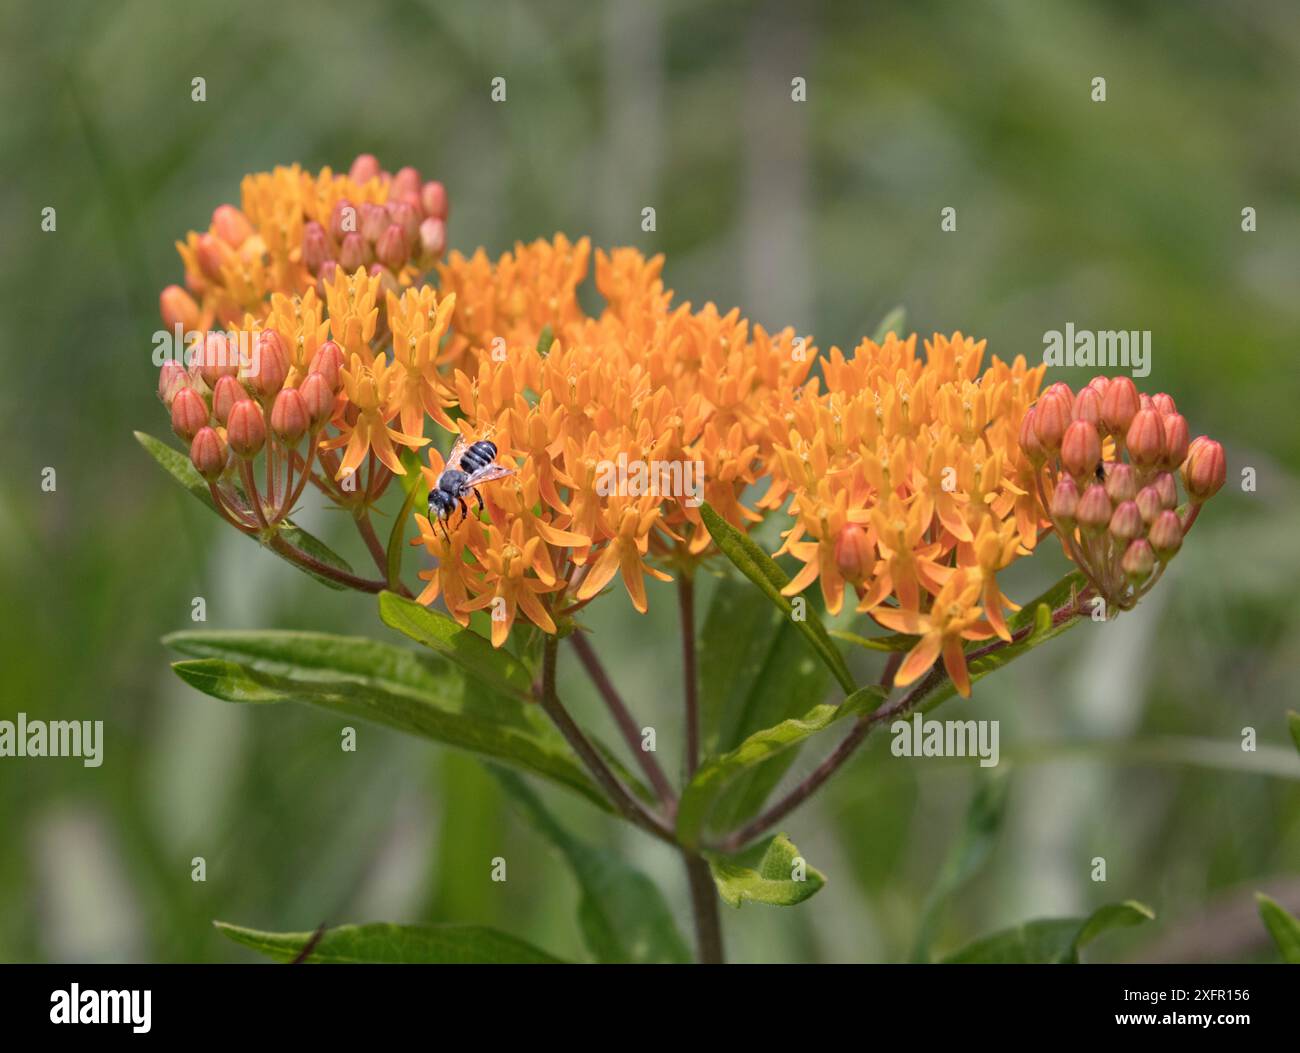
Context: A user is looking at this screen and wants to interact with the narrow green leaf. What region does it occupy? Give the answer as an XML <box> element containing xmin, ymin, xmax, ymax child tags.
<box><xmin>378</xmin><ymin>589</ymin><xmax>533</xmax><ymax>701</ymax></box>
<box><xmin>136</xmin><ymin>430</ymin><xmax>355</xmax><ymax>590</ymax></box>
<box><xmin>699</xmin><ymin>502</ymin><xmax>854</xmax><ymax>692</ymax></box>
<box><xmin>941</xmin><ymin>900</ymin><xmax>1154</xmax><ymax>963</ymax></box>
<box><xmin>1009</xmin><ymin>569</ymin><xmax>1089</xmax><ymax>634</ymax></box>
<box><xmin>830</xmin><ymin>629</ymin><xmax>916</xmax><ymax>652</ymax></box>
<box><xmin>912</xmin><ymin>769</ymin><xmax>1011</xmax><ymax>961</ymax></box>
<box><xmin>386</xmin><ymin>452</ymin><xmax>427</xmax><ymax>590</ymax></box>
<box><xmin>1256</xmin><ymin>893</ymin><xmax>1300</xmax><ymax>963</ymax></box>
<box><xmin>872</xmin><ymin>304</ymin><xmax>907</xmax><ymax>343</ymax></box>
<box><xmin>494</xmin><ymin>769</ymin><xmax>690</xmax><ymax>963</ymax></box>
<box><xmin>536</xmin><ymin>324</ymin><xmax>555</xmax><ymax>355</ymax></box>
<box><xmin>165</xmin><ymin>629</ymin><xmax>607</xmax><ymax>810</ymax></box>
<box><xmin>1287</xmin><ymin>711</ymin><xmax>1300</xmax><ymax>756</ymax></box>
<box><xmin>214</xmin><ymin>920</ymin><xmax>562</xmax><ymax>963</ymax></box>
<box><xmin>678</xmin><ymin>685</ymin><xmax>885</xmax><ymax>848</ymax></box>
<box><xmin>709</xmin><ymin>834</ymin><xmax>826</xmax><ymax>908</ymax></box>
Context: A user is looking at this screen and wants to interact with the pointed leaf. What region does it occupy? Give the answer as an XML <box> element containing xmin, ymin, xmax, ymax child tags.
<box><xmin>494</xmin><ymin>769</ymin><xmax>690</xmax><ymax>963</ymax></box>
<box><xmin>941</xmin><ymin>900</ymin><xmax>1154</xmax><ymax>963</ymax></box>
<box><xmin>214</xmin><ymin>920</ymin><xmax>562</xmax><ymax>963</ymax></box>
<box><xmin>709</xmin><ymin>834</ymin><xmax>826</xmax><ymax>908</ymax></box>
<box><xmin>1256</xmin><ymin>893</ymin><xmax>1300</xmax><ymax>963</ymax></box>
<box><xmin>831</xmin><ymin>629</ymin><xmax>916</xmax><ymax>652</ymax></box>
<box><xmin>872</xmin><ymin>304</ymin><xmax>907</xmax><ymax>343</ymax></box>
<box><xmin>699</xmin><ymin>502</ymin><xmax>854</xmax><ymax>692</ymax></box>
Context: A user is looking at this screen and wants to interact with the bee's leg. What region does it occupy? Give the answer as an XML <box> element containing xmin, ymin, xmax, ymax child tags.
<box><xmin>459</xmin><ymin>496</ymin><xmax>470</xmax><ymax>523</ymax></box>
<box><xmin>473</xmin><ymin>488</ymin><xmax>484</xmax><ymax>514</ymax></box>
<box><xmin>439</xmin><ymin>517</ymin><xmax>449</xmax><ymax>543</ymax></box>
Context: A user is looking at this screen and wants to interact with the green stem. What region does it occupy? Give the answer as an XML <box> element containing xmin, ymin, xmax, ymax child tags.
<box><xmin>683</xmin><ymin>851</ymin><xmax>724</xmax><ymax>964</ymax></box>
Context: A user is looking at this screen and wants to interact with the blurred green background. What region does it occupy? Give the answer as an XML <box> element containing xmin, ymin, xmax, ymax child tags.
<box><xmin>2</xmin><ymin>0</ymin><xmax>1298</xmax><ymax>964</ymax></box>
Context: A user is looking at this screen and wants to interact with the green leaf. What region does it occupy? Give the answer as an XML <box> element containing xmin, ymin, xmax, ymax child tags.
<box><xmin>136</xmin><ymin>430</ymin><xmax>355</xmax><ymax>590</ymax></box>
<box><xmin>386</xmin><ymin>451</ymin><xmax>428</xmax><ymax>590</ymax></box>
<box><xmin>912</xmin><ymin>769</ymin><xmax>1011</xmax><ymax>961</ymax></box>
<box><xmin>830</xmin><ymin>629</ymin><xmax>916</xmax><ymax>653</ymax></box>
<box><xmin>1256</xmin><ymin>893</ymin><xmax>1300</xmax><ymax>963</ymax></box>
<box><xmin>536</xmin><ymin>324</ymin><xmax>555</xmax><ymax>355</ymax></box>
<box><xmin>494</xmin><ymin>769</ymin><xmax>690</xmax><ymax>963</ymax></box>
<box><xmin>378</xmin><ymin>589</ymin><xmax>533</xmax><ymax>701</ymax></box>
<box><xmin>699</xmin><ymin>502</ymin><xmax>854</xmax><ymax>693</ymax></box>
<box><xmin>677</xmin><ymin>685</ymin><xmax>886</xmax><ymax>848</ymax></box>
<box><xmin>941</xmin><ymin>900</ymin><xmax>1154</xmax><ymax>963</ymax></box>
<box><xmin>1288</xmin><ymin>711</ymin><xmax>1300</xmax><ymax>756</ymax></box>
<box><xmin>165</xmin><ymin>629</ymin><xmax>607</xmax><ymax>810</ymax></box>
<box><xmin>214</xmin><ymin>920</ymin><xmax>562</xmax><ymax>963</ymax></box>
<box><xmin>872</xmin><ymin>304</ymin><xmax>907</xmax><ymax>343</ymax></box>
<box><xmin>709</xmin><ymin>834</ymin><xmax>826</xmax><ymax>908</ymax></box>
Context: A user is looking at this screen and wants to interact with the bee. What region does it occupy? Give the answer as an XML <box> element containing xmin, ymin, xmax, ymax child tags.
<box><xmin>1094</xmin><ymin>460</ymin><xmax>1107</xmax><ymax>484</ymax></box>
<box><xmin>428</xmin><ymin>433</ymin><xmax>514</xmax><ymax>539</ymax></box>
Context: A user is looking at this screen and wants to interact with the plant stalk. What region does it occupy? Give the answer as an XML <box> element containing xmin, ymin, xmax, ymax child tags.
<box><xmin>683</xmin><ymin>852</ymin><xmax>725</xmax><ymax>964</ymax></box>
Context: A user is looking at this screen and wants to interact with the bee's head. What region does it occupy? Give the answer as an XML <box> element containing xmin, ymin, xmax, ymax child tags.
<box><xmin>428</xmin><ymin>489</ymin><xmax>453</xmax><ymax>520</ymax></box>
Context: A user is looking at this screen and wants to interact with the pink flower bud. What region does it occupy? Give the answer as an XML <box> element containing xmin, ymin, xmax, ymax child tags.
<box><xmin>1154</xmin><ymin>472</ymin><xmax>1178</xmax><ymax>509</ymax></box>
<box><xmin>158</xmin><ymin>361</ymin><xmax>189</xmax><ymax>405</ymax></box>
<box><xmin>834</xmin><ymin>523</ymin><xmax>873</xmax><ymax>583</ymax></box>
<box><xmin>376</xmin><ymin>223</ymin><xmax>409</xmax><ymax>271</ymax></box>
<box><xmin>1149</xmin><ymin>510</ymin><xmax>1183</xmax><ymax>560</ymax></box>
<box><xmin>226</xmin><ymin>399</ymin><xmax>266</xmax><ymax>458</ymax></box>
<box><xmin>1061</xmin><ymin>420</ymin><xmax>1101</xmax><ymax>479</ymax></box>
<box><xmin>421</xmin><ymin>180</ymin><xmax>448</xmax><ymax>220</ymax></box>
<box><xmin>212</xmin><ymin>204</ymin><xmax>252</xmax><ymax>247</ymax></box>
<box><xmin>1161</xmin><ymin>413</ymin><xmax>1189</xmax><ymax>469</ymax></box>
<box><xmin>299</xmin><ymin>371</ymin><xmax>335</xmax><ymax>426</ymax></box>
<box><xmin>1019</xmin><ymin>407</ymin><xmax>1045</xmax><ymax>465</ymax></box>
<box><xmin>1138</xmin><ymin>393</ymin><xmax>1154</xmax><ymax>412</ymax></box>
<box><xmin>1033</xmin><ymin>392</ymin><xmax>1071</xmax><ymax>451</ymax></box>
<box><xmin>1151</xmin><ymin>392</ymin><xmax>1177</xmax><ymax>416</ymax></box>
<box><xmin>387</xmin><ymin>201</ymin><xmax>420</xmax><ymax>243</ymax></box>
<box><xmin>368</xmin><ymin>263</ymin><xmax>401</xmax><ymax>297</ymax></box>
<box><xmin>349</xmin><ymin>153</ymin><xmax>381</xmax><ymax>184</ymax></box>
<box><xmin>1076</xmin><ymin>483</ymin><xmax>1113</xmax><ymax>533</ymax></box>
<box><xmin>251</xmin><ymin>329</ymin><xmax>289</xmax><ymax>398</ymax></box>
<box><xmin>392</xmin><ymin>166</ymin><xmax>421</xmax><ymax>200</ymax></box>
<box><xmin>1101</xmin><ymin>376</ymin><xmax>1140</xmax><ymax>435</ymax></box>
<box><xmin>211</xmin><ymin>374</ymin><xmax>247</xmax><ymax>425</ymax></box>
<box><xmin>302</xmin><ymin>221</ymin><xmax>331</xmax><ymax>274</ymax></box>
<box><xmin>1135</xmin><ymin>486</ymin><xmax>1163</xmax><ymax>524</ymax></box>
<box><xmin>170</xmin><ymin>386</ymin><xmax>209</xmax><ymax>441</ymax></box>
<box><xmin>1072</xmin><ymin>386</ymin><xmax>1103</xmax><ymax>427</ymax></box>
<box><xmin>270</xmin><ymin>388</ymin><xmax>311</xmax><ymax>443</ymax></box>
<box><xmin>1104</xmin><ymin>462</ymin><xmax>1137</xmax><ymax>503</ymax></box>
<box><xmin>189</xmin><ymin>426</ymin><xmax>228</xmax><ymax>482</ymax></box>
<box><xmin>360</xmin><ymin>202</ymin><xmax>389</xmax><ymax>243</ymax></box>
<box><xmin>1122</xmin><ymin>539</ymin><xmax>1155</xmax><ymax>585</ymax></box>
<box><xmin>160</xmin><ymin>284</ymin><xmax>200</xmax><ymax>331</ymax></box>
<box><xmin>1182</xmin><ymin>438</ymin><xmax>1225</xmax><ymax>502</ymax></box>
<box><xmin>1126</xmin><ymin>409</ymin><xmax>1166</xmax><ymax>467</ymax></box>
<box><xmin>1086</xmin><ymin>375</ymin><xmax>1111</xmax><ymax>399</ymax></box>
<box><xmin>309</xmin><ymin>340</ymin><xmax>346</xmax><ymax>392</ymax></box>
<box><xmin>418</xmin><ymin>217</ymin><xmax>446</xmax><ymax>259</ymax></box>
<box><xmin>195</xmin><ymin>331</ymin><xmax>239</xmax><ymax>387</ymax></box>
<box><xmin>1042</xmin><ymin>381</ymin><xmax>1075</xmax><ymax>408</ymax></box>
<box><xmin>338</xmin><ymin>231</ymin><xmax>368</xmax><ymax>273</ymax></box>
<box><xmin>195</xmin><ymin>233</ymin><xmax>225</xmax><ymax>282</ymax></box>
<box><xmin>330</xmin><ymin>199</ymin><xmax>357</xmax><ymax>241</ymax></box>
<box><xmin>1050</xmin><ymin>474</ymin><xmax>1080</xmax><ymax>525</ymax></box>
<box><xmin>1109</xmin><ymin>500</ymin><xmax>1142</xmax><ymax>542</ymax></box>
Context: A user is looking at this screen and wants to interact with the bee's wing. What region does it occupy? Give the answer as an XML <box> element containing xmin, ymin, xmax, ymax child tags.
<box><xmin>465</xmin><ymin>464</ymin><xmax>514</xmax><ymax>487</ymax></box>
<box><xmin>443</xmin><ymin>433</ymin><xmax>470</xmax><ymax>471</ymax></box>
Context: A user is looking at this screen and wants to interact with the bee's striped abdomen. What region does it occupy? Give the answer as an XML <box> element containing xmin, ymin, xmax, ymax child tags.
<box><xmin>461</xmin><ymin>440</ymin><xmax>497</xmax><ymax>472</ymax></box>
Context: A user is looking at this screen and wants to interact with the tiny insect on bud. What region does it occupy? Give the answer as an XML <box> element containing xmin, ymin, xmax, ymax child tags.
<box><xmin>1161</xmin><ymin>413</ymin><xmax>1189</xmax><ymax>469</ymax></box>
<box><xmin>1126</xmin><ymin>409</ymin><xmax>1166</xmax><ymax>467</ymax></box>
<box><xmin>376</xmin><ymin>223</ymin><xmax>409</xmax><ymax>271</ymax></box>
<box><xmin>1101</xmin><ymin>375</ymin><xmax>1140</xmax><ymax>435</ymax></box>
<box><xmin>338</xmin><ymin>231</ymin><xmax>368</xmax><ymax>273</ymax></box>
<box><xmin>1149</xmin><ymin>509</ymin><xmax>1183</xmax><ymax>560</ymax></box>
<box><xmin>392</xmin><ymin>166</ymin><xmax>421</xmax><ymax>201</ymax></box>
<box><xmin>299</xmin><ymin>371</ymin><xmax>335</xmax><ymax>426</ymax></box>
<box><xmin>211</xmin><ymin>204</ymin><xmax>253</xmax><ymax>247</ymax></box>
<box><xmin>211</xmin><ymin>374</ymin><xmax>247</xmax><ymax>425</ymax></box>
<box><xmin>1109</xmin><ymin>500</ymin><xmax>1143</xmax><ymax>542</ymax></box>
<box><xmin>302</xmin><ymin>221</ymin><xmax>331</xmax><ymax>274</ymax></box>
<box><xmin>1122</xmin><ymin>538</ymin><xmax>1156</xmax><ymax>585</ymax></box>
<box><xmin>170</xmin><ymin>386</ymin><xmax>209</xmax><ymax>442</ymax></box>
<box><xmin>418</xmin><ymin>217</ymin><xmax>446</xmax><ymax>259</ymax></box>
<box><xmin>1061</xmin><ymin>420</ymin><xmax>1102</xmax><ymax>479</ymax></box>
<box><xmin>421</xmin><ymin>180</ymin><xmax>448</xmax><ymax>220</ymax></box>
<box><xmin>251</xmin><ymin>329</ymin><xmax>289</xmax><ymax>398</ymax></box>
<box><xmin>1033</xmin><ymin>392</ymin><xmax>1071</xmax><ymax>451</ymax></box>
<box><xmin>158</xmin><ymin>360</ymin><xmax>189</xmax><ymax>405</ymax></box>
<box><xmin>834</xmin><ymin>523</ymin><xmax>873</xmax><ymax>583</ymax></box>
<box><xmin>1182</xmin><ymin>438</ymin><xmax>1225</xmax><ymax>502</ymax></box>
<box><xmin>1076</xmin><ymin>483</ymin><xmax>1113</xmax><ymax>533</ymax></box>
<box><xmin>1135</xmin><ymin>485</ymin><xmax>1163</xmax><ymax>524</ymax></box>
<box><xmin>226</xmin><ymin>399</ymin><xmax>266</xmax><ymax>458</ymax></box>
<box><xmin>196</xmin><ymin>331</ymin><xmax>239</xmax><ymax>387</ymax></box>
<box><xmin>195</xmin><ymin>233</ymin><xmax>225</xmax><ymax>282</ymax></box>
<box><xmin>360</xmin><ymin>202</ymin><xmax>389</xmax><ymax>243</ymax></box>
<box><xmin>270</xmin><ymin>387</ymin><xmax>311</xmax><ymax>444</ymax></box>
<box><xmin>349</xmin><ymin>153</ymin><xmax>381</xmax><ymax>184</ymax></box>
<box><xmin>1151</xmin><ymin>392</ymin><xmax>1177</xmax><ymax>416</ymax></box>
<box><xmin>160</xmin><ymin>284</ymin><xmax>201</xmax><ymax>331</ymax></box>
<box><xmin>1072</xmin><ymin>386</ymin><xmax>1103</xmax><ymax>427</ymax></box>
<box><xmin>189</xmin><ymin>426</ymin><xmax>229</xmax><ymax>482</ymax></box>
<box><xmin>1153</xmin><ymin>471</ymin><xmax>1178</xmax><ymax>509</ymax></box>
<box><xmin>309</xmin><ymin>340</ymin><xmax>346</xmax><ymax>392</ymax></box>
<box><xmin>1050</xmin><ymin>474</ymin><xmax>1080</xmax><ymax>525</ymax></box>
<box><xmin>1105</xmin><ymin>462</ymin><xmax>1137</xmax><ymax>504</ymax></box>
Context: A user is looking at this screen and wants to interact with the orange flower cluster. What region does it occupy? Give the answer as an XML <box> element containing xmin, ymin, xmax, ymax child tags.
<box><xmin>764</xmin><ymin>333</ymin><xmax>1047</xmax><ymax>696</ymax></box>
<box><xmin>413</xmin><ymin>242</ymin><xmax>817</xmax><ymax>645</ymax></box>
